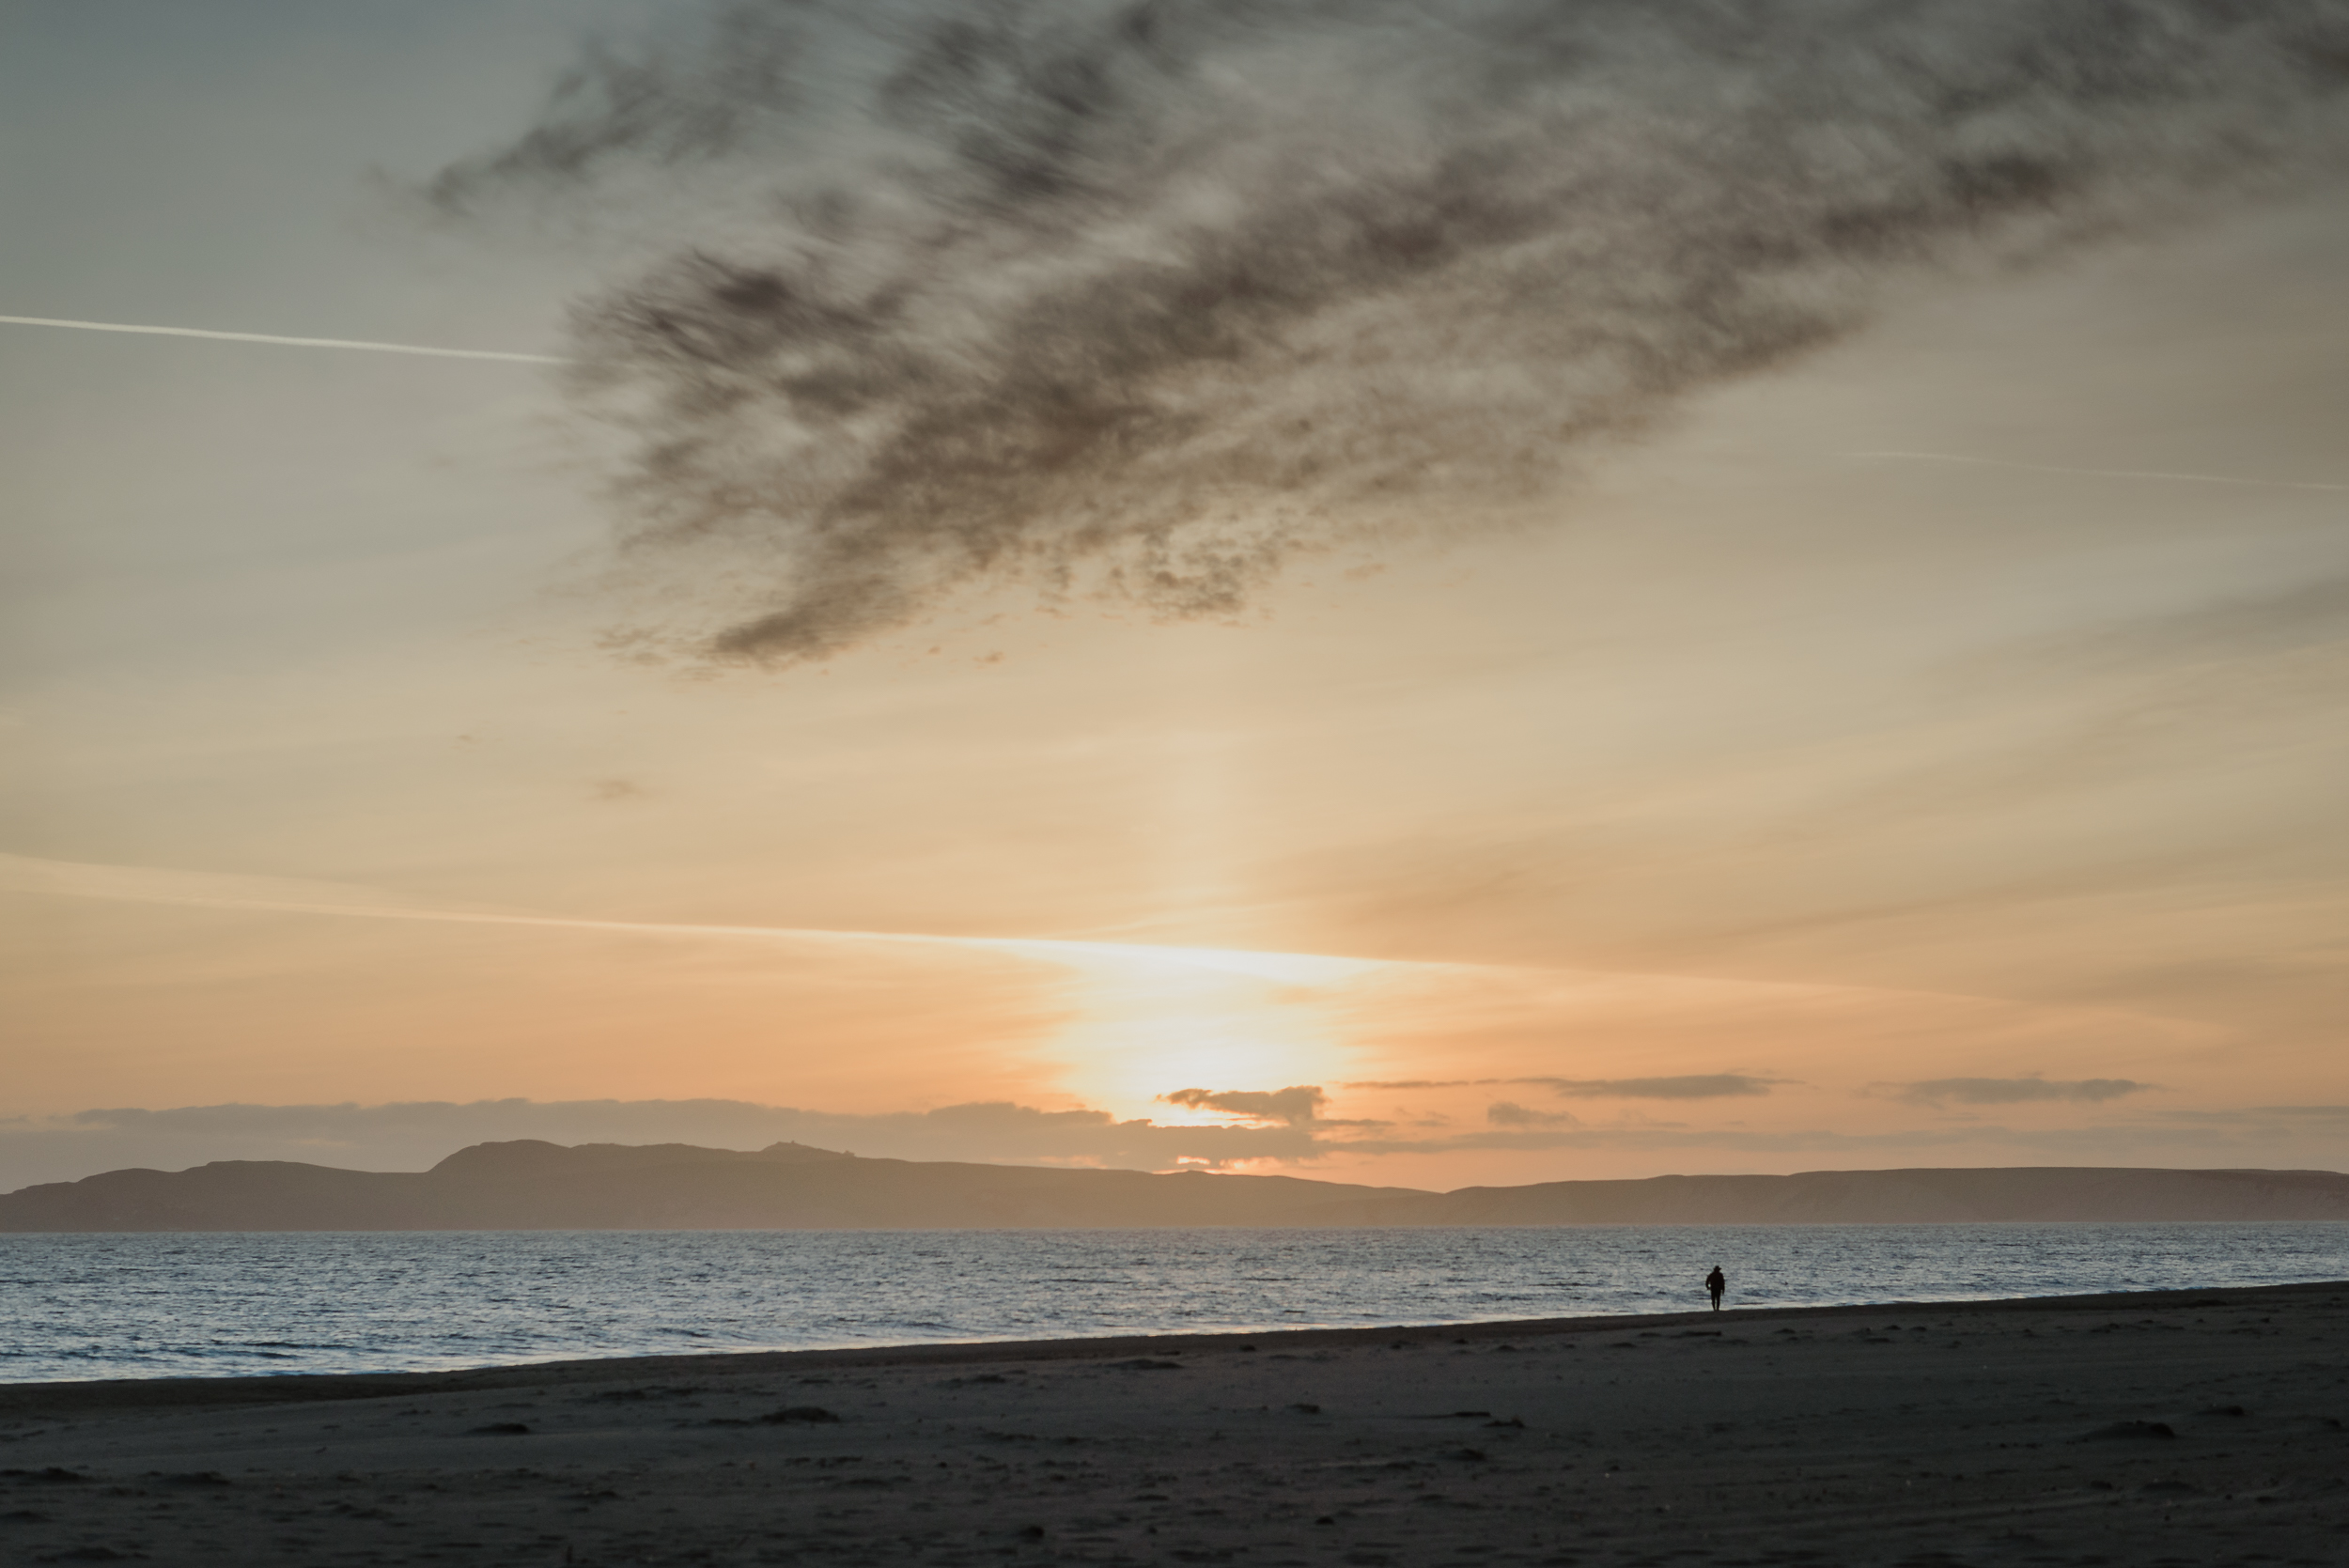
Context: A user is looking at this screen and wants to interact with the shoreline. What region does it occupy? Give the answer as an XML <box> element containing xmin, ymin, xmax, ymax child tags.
<box><xmin>5</xmin><ymin>1278</ymin><xmax>2343</xmax><ymax>1565</ymax></box>
<box><xmin>7</xmin><ymin>1277</ymin><xmax>2337</xmax><ymax>1416</ymax></box>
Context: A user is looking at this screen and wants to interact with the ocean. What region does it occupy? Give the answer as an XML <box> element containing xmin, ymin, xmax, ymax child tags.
<box><xmin>6</xmin><ymin>1222</ymin><xmax>2345</xmax><ymax>1384</ymax></box>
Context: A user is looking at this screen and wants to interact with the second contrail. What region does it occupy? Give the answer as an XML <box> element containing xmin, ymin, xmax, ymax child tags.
<box><xmin>0</xmin><ymin>314</ymin><xmax>565</xmax><ymax>364</ymax></box>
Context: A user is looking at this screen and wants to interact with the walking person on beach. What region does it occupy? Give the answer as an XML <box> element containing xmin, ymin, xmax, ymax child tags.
<box><xmin>1705</xmin><ymin>1265</ymin><xmax>1726</xmax><ymax>1312</ymax></box>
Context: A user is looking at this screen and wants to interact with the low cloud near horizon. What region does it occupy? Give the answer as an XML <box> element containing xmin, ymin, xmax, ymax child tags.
<box><xmin>1347</xmin><ymin>1075</ymin><xmax>1781</xmax><ymax>1099</ymax></box>
<box><xmin>1885</xmin><ymin>1077</ymin><xmax>2158</xmax><ymax>1108</ymax></box>
<box><xmin>1159</xmin><ymin>1085</ymin><xmax>1345</xmax><ymax>1126</ymax></box>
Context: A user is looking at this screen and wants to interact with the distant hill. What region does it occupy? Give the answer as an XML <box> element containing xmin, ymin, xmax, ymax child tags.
<box><xmin>0</xmin><ymin>1141</ymin><xmax>1428</xmax><ymax>1231</ymax></box>
<box><xmin>2</xmin><ymin>1141</ymin><xmax>2345</xmax><ymax>1231</ymax></box>
<box><xmin>1419</xmin><ymin>1165</ymin><xmax>2349</xmax><ymax>1224</ymax></box>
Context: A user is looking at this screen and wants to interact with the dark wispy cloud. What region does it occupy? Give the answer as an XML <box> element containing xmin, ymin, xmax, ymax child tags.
<box><xmin>1884</xmin><ymin>1076</ymin><xmax>2158</xmax><ymax>1107</ymax></box>
<box><xmin>436</xmin><ymin>0</ymin><xmax>2349</xmax><ymax>664</ymax></box>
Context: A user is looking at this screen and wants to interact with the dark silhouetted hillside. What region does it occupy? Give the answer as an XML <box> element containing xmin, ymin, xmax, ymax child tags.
<box><xmin>0</xmin><ymin>1141</ymin><xmax>1426</xmax><ymax>1231</ymax></box>
<box><xmin>2</xmin><ymin>1142</ymin><xmax>2345</xmax><ymax>1230</ymax></box>
<box><xmin>1408</xmin><ymin>1166</ymin><xmax>2349</xmax><ymax>1224</ymax></box>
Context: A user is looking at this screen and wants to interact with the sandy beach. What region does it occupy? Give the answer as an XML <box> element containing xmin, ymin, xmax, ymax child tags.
<box><xmin>3</xmin><ymin>1281</ymin><xmax>2344</xmax><ymax>1566</ymax></box>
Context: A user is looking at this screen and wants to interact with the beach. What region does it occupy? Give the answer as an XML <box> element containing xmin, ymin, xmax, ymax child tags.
<box><xmin>3</xmin><ymin>1281</ymin><xmax>2344</xmax><ymax>1566</ymax></box>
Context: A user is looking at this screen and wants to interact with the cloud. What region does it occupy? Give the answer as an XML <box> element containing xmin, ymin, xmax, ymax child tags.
<box><xmin>1885</xmin><ymin>1076</ymin><xmax>2158</xmax><ymax>1107</ymax></box>
<box><xmin>2144</xmin><ymin>1105</ymin><xmax>2349</xmax><ymax>1126</ymax></box>
<box><xmin>1344</xmin><ymin>1074</ymin><xmax>1781</xmax><ymax>1098</ymax></box>
<box><xmin>433</xmin><ymin>0</ymin><xmax>2349</xmax><ymax>665</ymax></box>
<box><xmin>0</xmin><ymin>1097</ymin><xmax>1318</xmax><ymax>1192</ymax></box>
<box><xmin>1536</xmin><ymin>1075</ymin><xmax>1781</xmax><ymax>1100</ymax></box>
<box><xmin>1343</xmin><ymin>1125</ymin><xmax>1983</xmax><ymax>1157</ymax></box>
<box><xmin>1486</xmin><ymin>1100</ymin><xmax>1580</xmax><ymax>1129</ymax></box>
<box><xmin>1331</xmin><ymin>1120</ymin><xmax>2264</xmax><ymax>1158</ymax></box>
<box><xmin>1160</xmin><ymin>1084</ymin><xmax>1328</xmax><ymax>1126</ymax></box>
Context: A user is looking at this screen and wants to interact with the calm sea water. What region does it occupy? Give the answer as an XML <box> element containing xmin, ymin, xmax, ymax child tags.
<box><xmin>5</xmin><ymin>1224</ymin><xmax>2345</xmax><ymax>1384</ymax></box>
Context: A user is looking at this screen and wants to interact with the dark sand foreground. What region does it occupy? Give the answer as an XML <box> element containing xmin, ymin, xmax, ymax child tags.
<box><xmin>5</xmin><ymin>1282</ymin><xmax>2346</xmax><ymax>1566</ymax></box>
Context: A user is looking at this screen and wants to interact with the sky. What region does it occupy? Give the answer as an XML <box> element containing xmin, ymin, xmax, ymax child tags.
<box><xmin>4</xmin><ymin>0</ymin><xmax>2347</xmax><ymax>1194</ymax></box>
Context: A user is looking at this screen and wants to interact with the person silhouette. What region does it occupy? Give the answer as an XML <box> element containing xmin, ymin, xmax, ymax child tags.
<box><xmin>1705</xmin><ymin>1265</ymin><xmax>1726</xmax><ymax>1312</ymax></box>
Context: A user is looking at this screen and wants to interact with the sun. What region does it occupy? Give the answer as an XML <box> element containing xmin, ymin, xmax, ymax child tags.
<box><xmin>1021</xmin><ymin>944</ymin><xmax>1366</xmax><ymax>1120</ymax></box>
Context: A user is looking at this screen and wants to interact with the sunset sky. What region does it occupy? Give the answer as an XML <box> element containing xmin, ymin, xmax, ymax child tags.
<box><xmin>6</xmin><ymin>0</ymin><xmax>2347</xmax><ymax>1194</ymax></box>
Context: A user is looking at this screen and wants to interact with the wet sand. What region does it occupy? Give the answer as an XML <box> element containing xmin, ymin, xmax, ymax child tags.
<box><xmin>4</xmin><ymin>1280</ymin><xmax>2345</xmax><ymax>1566</ymax></box>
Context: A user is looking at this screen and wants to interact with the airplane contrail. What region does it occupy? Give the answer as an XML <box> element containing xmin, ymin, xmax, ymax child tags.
<box><xmin>1850</xmin><ymin>450</ymin><xmax>2347</xmax><ymax>493</ymax></box>
<box><xmin>0</xmin><ymin>314</ymin><xmax>564</xmax><ymax>365</ymax></box>
<box><xmin>122</xmin><ymin>896</ymin><xmax>1389</xmax><ymax>986</ymax></box>
<box><xmin>0</xmin><ymin>852</ymin><xmax>1385</xmax><ymax>986</ymax></box>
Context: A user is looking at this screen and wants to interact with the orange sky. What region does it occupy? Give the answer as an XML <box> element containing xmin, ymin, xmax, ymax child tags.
<box><xmin>5</xmin><ymin>2</ymin><xmax>2347</xmax><ymax>1191</ymax></box>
